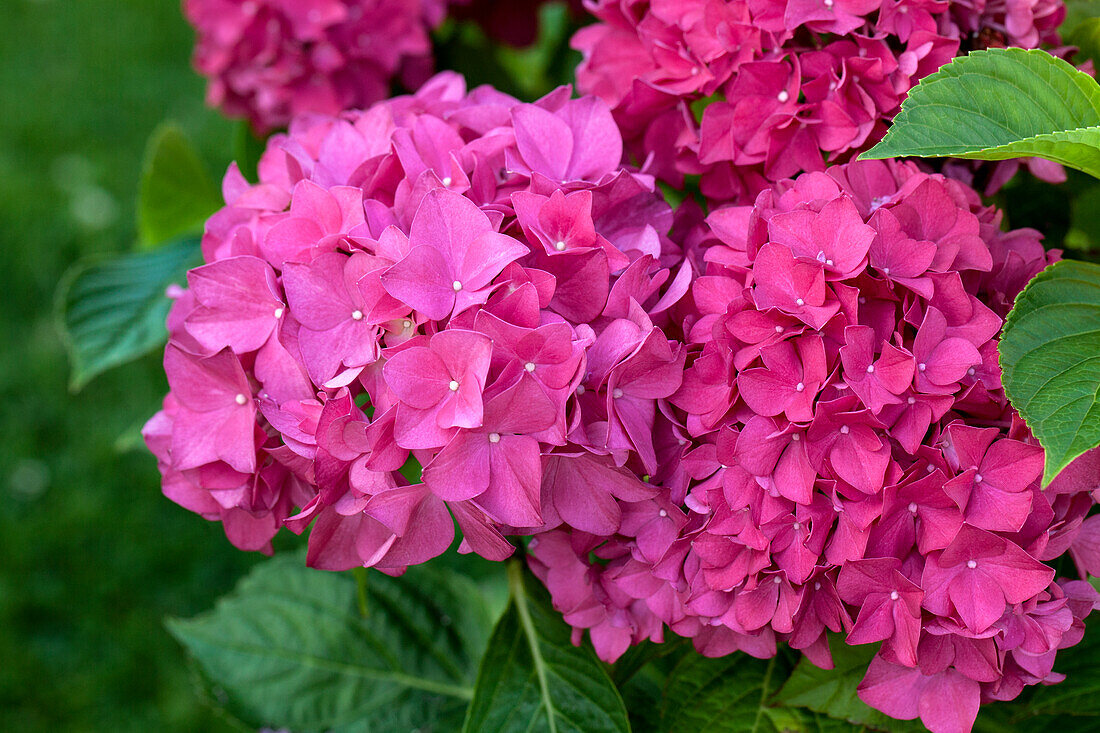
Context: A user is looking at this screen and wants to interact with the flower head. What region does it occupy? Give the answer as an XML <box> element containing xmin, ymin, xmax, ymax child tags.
<box><xmin>146</xmin><ymin>74</ymin><xmax>687</xmax><ymax>573</ymax></box>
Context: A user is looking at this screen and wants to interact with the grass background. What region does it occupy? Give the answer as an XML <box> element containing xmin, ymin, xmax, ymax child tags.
<box><xmin>0</xmin><ymin>2</ymin><xmax>1095</xmax><ymax>732</ymax></box>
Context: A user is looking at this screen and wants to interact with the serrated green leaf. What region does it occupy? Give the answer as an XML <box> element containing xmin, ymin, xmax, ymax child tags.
<box><xmin>774</xmin><ymin>641</ymin><xmax>921</xmax><ymax>732</ymax></box>
<box><xmin>861</xmin><ymin>48</ymin><xmax>1100</xmax><ymax>179</ymax></box>
<box><xmin>56</xmin><ymin>236</ymin><xmax>201</xmax><ymax>390</ymax></box>
<box><xmin>998</xmin><ymin>259</ymin><xmax>1100</xmax><ymax>484</ymax></box>
<box><xmin>657</xmin><ymin>650</ymin><xmax>857</xmax><ymax>733</ymax></box>
<box><xmin>461</xmin><ymin>560</ymin><xmax>631</xmax><ymax>733</ymax></box>
<box><xmin>168</xmin><ymin>554</ymin><xmax>494</xmax><ymax>733</ymax></box>
<box><xmin>138</xmin><ymin>123</ymin><xmax>222</xmax><ymax>247</ymax></box>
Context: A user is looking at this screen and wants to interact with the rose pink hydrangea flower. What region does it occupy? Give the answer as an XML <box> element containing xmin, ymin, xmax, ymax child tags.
<box><xmin>571</xmin><ymin>0</ymin><xmax>1072</xmax><ymax>204</ymax></box>
<box><xmin>528</xmin><ymin>160</ymin><xmax>1100</xmax><ymax>733</ymax></box>
<box><xmin>184</xmin><ymin>0</ymin><xmax>448</xmax><ymax>133</ymax></box>
<box><xmin>145</xmin><ymin>72</ymin><xmax>689</xmax><ymax>574</ymax></box>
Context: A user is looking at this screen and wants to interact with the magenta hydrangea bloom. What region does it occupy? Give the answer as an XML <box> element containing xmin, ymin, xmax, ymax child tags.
<box><xmin>528</xmin><ymin>160</ymin><xmax>1100</xmax><ymax>733</ymax></box>
<box><xmin>184</xmin><ymin>0</ymin><xmax>447</xmax><ymax>132</ymax></box>
<box><xmin>145</xmin><ymin>73</ymin><xmax>688</xmax><ymax>573</ymax></box>
<box><xmin>571</xmin><ymin>0</ymin><xmax>1075</xmax><ymax>203</ymax></box>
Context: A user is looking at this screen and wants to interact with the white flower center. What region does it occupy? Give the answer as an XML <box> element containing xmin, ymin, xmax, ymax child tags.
<box><xmin>907</xmin><ymin>396</ymin><xmax>916</xmax><ymax>405</ymax></box>
<box><xmin>235</xmin><ymin>393</ymin><xmax>248</xmax><ymax>405</ymax></box>
<box><xmin>612</xmin><ymin>388</ymin><xmax>624</xmax><ymax>399</ymax></box>
<box><xmin>774</xmin><ymin>576</ymin><xmax>782</xmax><ymax>584</ymax></box>
<box><xmin>967</xmin><ymin>368</ymin><xmax>976</xmax><ymax>376</ymax></box>
<box><xmin>448</xmin><ymin>380</ymin><xmax>460</xmax><ymax>391</ymax></box>
<box><xmin>554</xmin><ymin>241</ymin><xmax>566</xmax><ymax>251</ymax></box>
<box><xmin>441</xmin><ymin>176</ymin><xmax>452</xmax><ymax>186</ymax></box>
<box><xmin>792</xmin><ymin>522</ymin><xmax>801</xmax><ymax>531</ymax></box>
<box><xmin>908</xmin><ymin>502</ymin><xmax>918</xmax><ymax>513</ymax></box>
<box><xmin>975</xmin><ymin>473</ymin><xmax>983</xmax><ymax>484</ymax></box>
<box><xmin>791</xmin><ymin>434</ymin><xmax>801</xmax><ymax>442</ymax></box>
<box><xmin>777</xmin><ymin>90</ymin><xmax>790</xmax><ymax>103</ymax></box>
<box><xmin>918</xmin><ymin>363</ymin><xmax>927</xmax><ymax>372</ymax></box>
<box><xmin>274</xmin><ymin>307</ymin><xmax>284</xmax><ymax>318</ymax></box>
<box><xmin>351</xmin><ymin>310</ymin><xmax>363</xmax><ymax>321</ymax></box>
<box><xmin>402</xmin><ymin>319</ymin><xmax>412</xmax><ymax>329</ymax></box>
<box><xmin>524</xmin><ymin>361</ymin><xmax>536</xmax><ymax>372</ymax></box>
<box><xmin>866</xmin><ymin>364</ymin><xmax>875</xmax><ymax>373</ymax></box>
<box><xmin>659</xmin><ymin>509</ymin><xmax>668</xmax><ymax>517</ymax></box>
<box><xmin>890</xmin><ymin>590</ymin><xmax>899</xmax><ymax>600</ymax></box>
<box><xmin>488</xmin><ymin>432</ymin><xmax>501</xmax><ymax>443</ymax></box>
<box><xmin>775</xmin><ymin>325</ymin><xmax>784</xmax><ymax>333</ymax></box>
<box><xmin>795</xmin><ymin>298</ymin><xmax>805</xmax><ymax>307</ymax></box>
<box><xmin>967</xmin><ymin>559</ymin><xmax>977</xmax><ymax>569</ymax></box>
<box><xmin>576</xmin><ymin>385</ymin><xmax>586</xmax><ymax>395</ymax></box>
<box><xmin>795</xmin><ymin>382</ymin><xmax>805</xmax><ymax>392</ymax></box>
<box><xmin>452</xmin><ymin>280</ymin><xmax>463</xmax><ymax>291</ymax></box>
<box><xmin>839</xmin><ymin>425</ymin><xmax>850</xmax><ymax>435</ymax></box>
<box><xmin>882</xmin><ymin>267</ymin><xmax>891</xmax><ymax>276</ymax></box>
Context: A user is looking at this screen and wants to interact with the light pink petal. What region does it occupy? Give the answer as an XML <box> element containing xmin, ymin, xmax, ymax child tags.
<box><xmin>380</xmin><ymin>245</ymin><xmax>455</xmax><ymax>320</ymax></box>
<box><xmin>423</xmin><ymin>431</ymin><xmax>491</xmax><ymax>502</ymax></box>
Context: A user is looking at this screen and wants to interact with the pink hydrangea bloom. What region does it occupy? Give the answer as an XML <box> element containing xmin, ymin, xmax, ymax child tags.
<box><xmin>528</xmin><ymin>160</ymin><xmax>1100</xmax><ymax>733</ymax></box>
<box><xmin>145</xmin><ymin>73</ymin><xmax>687</xmax><ymax>572</ymax></box>
<box><xmin>571</xmin><ymin>0</ymin><xmax>1074</xmax><ymax>204</ymax></box>
<box><xmin>184</xmin><ymin>0</ymin><xmax>447</xmax><ymax>132</ymax></box>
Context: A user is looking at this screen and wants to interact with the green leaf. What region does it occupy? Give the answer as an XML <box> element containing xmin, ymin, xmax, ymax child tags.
<box><xmin>138</xmin><ymin>123</ymin><xmax>222</xmax><ymax>247</ymax></box>
<box><xmin>1064</xmin><ymin>1</ymin><xmax>1100</xmax><ymax>67</ymax></box>
<box><xmin>860</xmin><ymin>48</ymin><xmax>1100</xmax><ymax>178</ymax></box>
<box><xmin>775</xmin><ymin>641</ymin><xmax>922</xmax><ymax>732</ymax></box>
<box><xmin>461</xmin><ymin>560</ymin><xmax>631</xmax><ymax>733</ymax></box>
<box><xmin>434</xmin><ymin>2</ymin><xmax>580</xmax><ymax>101</ymax></box>
<box><xmin>56</xmin><ymin>236</ymin><xmax>201</xmax><ymax>390</ymax></box>
<box><xmin>659</xmin><ymin>650</ymin><xmax>858</xmax><ymax>733</ymax></box>
<box><xmin>234</xmin><ymin>121</ymin><xmax>268</xmax><ymax>182</ymax></box>
<box><xmin>1065</xmin><ymin>178</ymin><xmax>1100</xmax><ymax>252</ymax></box>
<box><xmin>168</xmin><ymin>554</ymin><xmax>494</xmax><ymax>733</ymax></box>
<box><xmin>998</xmin><ymin>259</ymin><xmax>1100</xmax><ymax>484</ymax></box>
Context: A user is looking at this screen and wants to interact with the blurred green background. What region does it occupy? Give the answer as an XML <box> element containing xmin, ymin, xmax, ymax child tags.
<box><xmin>0</xmin><ymin>2</ymin><xmax>259</xmax><ymax>731</ymax></box>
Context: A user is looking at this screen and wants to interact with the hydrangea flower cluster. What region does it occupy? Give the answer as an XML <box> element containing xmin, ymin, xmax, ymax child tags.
<box><xmin>144</xmin><ymin>72</ymin><xmax>692</xmax><ymax>574</ymax></box>
<box><xmin>184</xmin><ymin>0</ymin><xmax>448</xmax><ymax>132</ymax></box>
<box><xmin>571</xmin><ymin>0</ymin><xmax>1068</xmax><ymax>203</ymax></box>
<box><xmin>527</xmin><ymin>160</ymin><xmax>1100</xmax><ymax>733</ymax></box>
<box><xmin>159</xmin><ymin>8</ymin><xmax>1100</xmax><ymax>729</ymax></box>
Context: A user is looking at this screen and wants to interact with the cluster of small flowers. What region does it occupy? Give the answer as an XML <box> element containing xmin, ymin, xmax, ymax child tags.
<box><xmin>571</xmin><ymin>0</ymin><xmax>1068</xmax><ymax>204</ymax></box>
<box><xmin>527</xmin><ymin>159</ymin><xmax>1100</xmax><ymax>733</ymax></box>
<box><xmin>184</xmin><ymin>0</ymin><xmax>448</xmax><ymax>132</ymax></box>
<box><xmin>144</xmin><ymin>73</ymin><xmax>692</xmax><ymax>573</ymax></box>
<box><xmin>183</xmin><ymin>0</ymin><xmax>573</xmax><ymax>133</ymax></box>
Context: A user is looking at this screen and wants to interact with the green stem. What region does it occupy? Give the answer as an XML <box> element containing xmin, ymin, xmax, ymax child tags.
<box><xmin>751</xmin><ymin>655</ymin><xmax>778</xmax><ymax>733</ymax></box>
<box><xmin>353</xmin><ymin>566</ymin><xmax>369</xmax><ymax>619</ymax></box>
<box><xmin>508</xmin><ymin>558</ymin><xmax>558</xmax><ymax>733</ymax></box>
